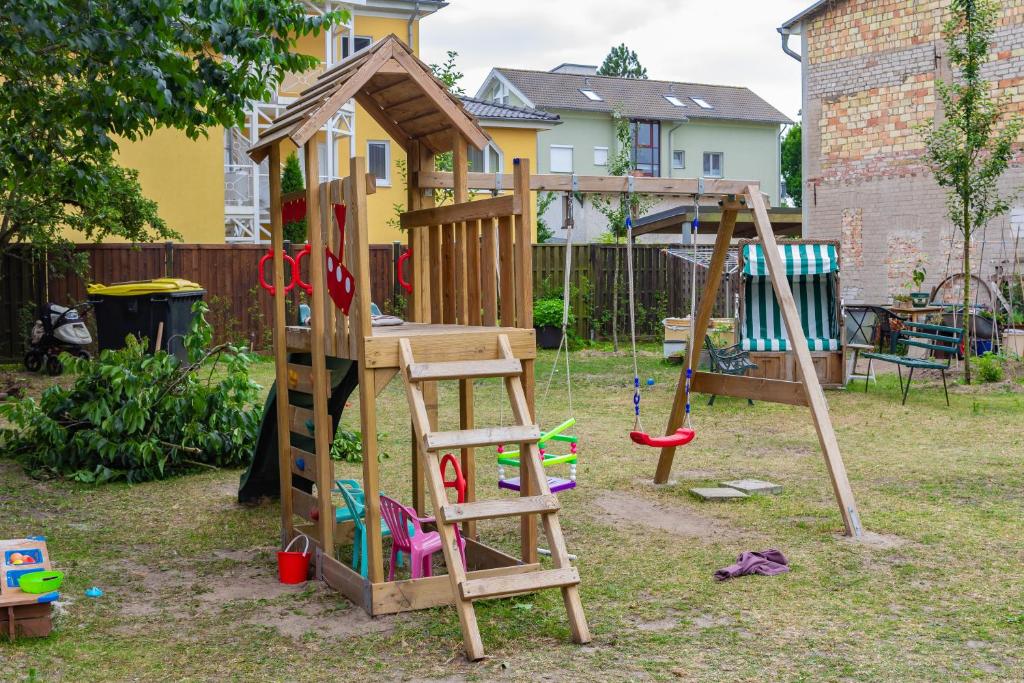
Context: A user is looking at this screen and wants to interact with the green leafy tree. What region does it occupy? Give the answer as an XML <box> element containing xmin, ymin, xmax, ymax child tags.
<box><xmin>597</xmin><ymin>44</ymin><xmax>648</xmax><ymax>79</ymax></box>
<box><xmin>920</xmin><ymin>0</ymin><xmax>1023</xmax><ymax>383</ymax></box>
<box><xmin>591</xmin><ymin>113</ymin><xmax>655</xmax><ymax>349</ymax></box>
<box><xmin>0</xmin><ymin>0</ymin><xmax>343</xmax><ymax>274</ymax></box>
<box><xmin>536</xmin><ymin>192</ymin><xmax>558</xmax><ymax>243</ymax></box>
<box><xmin>429</xmin><ymin>51</ymin><xmax>466</xmax><ymax>205</ymax></box>
<box><xmin>281</xmin><ymin>152</ymin><xmax>307</xmax><ymax>243</ymax></box>
<box><xmin>781</xmin><ymin>124</ymin><xmax>802</xmax><ymax>207</ymax></box>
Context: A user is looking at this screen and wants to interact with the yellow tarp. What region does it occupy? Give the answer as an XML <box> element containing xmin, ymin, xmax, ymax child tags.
<box><xmin>86</xmin><ymin>278</ymin><xmax>203</xmax><ymax>296</ymax></box>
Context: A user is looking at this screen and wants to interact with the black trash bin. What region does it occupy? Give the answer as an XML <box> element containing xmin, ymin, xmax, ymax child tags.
<box><xmin>87</xmin><ymin>278</ymin><xmax>205</xmax><ymax>362</ymax></box>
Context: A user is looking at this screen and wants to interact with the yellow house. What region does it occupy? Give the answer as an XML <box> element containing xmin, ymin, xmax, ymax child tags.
<box><xmin>107</xmin><ymin>1</ymin><xmax>556</xmax><ymax>246</ymax></box>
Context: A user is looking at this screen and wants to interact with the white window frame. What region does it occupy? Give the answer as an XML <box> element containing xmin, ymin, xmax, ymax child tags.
<box><xmin>593</xmin><ymin>146</ymin><xmax>609</xmax><ymax>166</ymax></box>
<box><xmin>468</xmin><ymin>141</ymin><xmax>505</xmax><ymax>173</ymax></box>
<box><xmin>580</xmin><ymin>89</ymin><xmax>603</xmax><ymax>101</ymax></box>
<box><xmin>703</xmin><ymin>152</ymin><xmax>723</xmax><ymax>178</ymax></box>
<box><xmin>672</xmin><ymin>150</ymin><xmax>685</xmax><ymax>169</ymax></box>
<box><xmin>550</xmin><ymin>144</ymin><xmax>574</xmax><ymax>174</ymax></box>
<box><xmin>691</xmin><ymin>97</ymin><xmax>713</xmax><ymax>109</ymax></box>
<box><xmin>367</xmin><ymin>140</ymin><xmax>391</xmax><ymax>186</ymax></box>
<box><xmin>664</xmin><ymin>95</ymin><xmax>686</xmax><ymax>107</ymax></box>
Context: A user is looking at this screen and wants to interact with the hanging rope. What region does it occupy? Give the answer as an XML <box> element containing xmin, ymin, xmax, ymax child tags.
<box><xmin>624</xmin><ymin>180</ymin><xmax>643</xmax><ymax>432</ymax></box>
<box><xmin>684</xmin><ymin>194</ymin><xmax>701</xmax><ymax>430</ymax></box>
<box><xmin>543</xmin><ymin>187</ymin><xmax>576</xmax><ymax>414</ymax></box>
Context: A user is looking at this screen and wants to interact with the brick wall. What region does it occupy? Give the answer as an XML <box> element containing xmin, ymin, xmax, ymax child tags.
<box><xmin>801</xmin><ymin>0</ymin><xmax>1024</xmax><ymax>303</ymax></box>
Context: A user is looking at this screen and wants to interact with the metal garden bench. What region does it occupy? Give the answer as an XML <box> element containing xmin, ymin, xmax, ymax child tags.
<box><xmin>704</xmin><ymin>335</ymin><xmax>758</xmax><ymax>406</ymax></box>
<box><xmin>861</xmin><ymin>321</ymin><xmax>963</xmax><ymax>406</ymax></box>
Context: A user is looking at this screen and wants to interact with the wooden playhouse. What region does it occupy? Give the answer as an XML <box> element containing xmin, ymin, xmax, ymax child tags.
<box><xmin>248</xmin><ymin>34</ymin><xmax>862</xmax><ymax>660</ymax></box>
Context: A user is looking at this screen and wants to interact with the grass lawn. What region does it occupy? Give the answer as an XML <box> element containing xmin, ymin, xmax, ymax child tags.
<box><xmin>1</xmin><ymin>348</ymin><xmax>1023</xmax><ymax>681</ymax></box>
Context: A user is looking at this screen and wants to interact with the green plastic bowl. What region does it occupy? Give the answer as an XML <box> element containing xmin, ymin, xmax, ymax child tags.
<box><xmin>18</xmin><ymin>570</ymin><xmax>64</xmax><ymax>594</ymax></box>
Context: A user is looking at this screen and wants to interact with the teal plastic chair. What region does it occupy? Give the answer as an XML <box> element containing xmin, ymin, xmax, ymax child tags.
<box><xmin>334</xmin><ymin>479</ymin><xmax>365</xmax><ymax>524</ymax></box>
<box><xmin>337</xmin><ymin>483</ymin><xmax>401</xmax><ymax>578</ymax></box>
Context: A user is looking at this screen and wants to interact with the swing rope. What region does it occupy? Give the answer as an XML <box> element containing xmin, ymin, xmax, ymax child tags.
<box><xmin>683</xmin><ymin>195</ymin><xmax>701</xmax><ymax>430</ymax></box>
<box><xmin>625</xmin><ymin>186</ymin><xmax>643</xmax><ymax>433</ymax></box>
<box><xmin>543</xmin><ymin>189</ymin><xmax>576</xmax><ymax>414</ymax></box>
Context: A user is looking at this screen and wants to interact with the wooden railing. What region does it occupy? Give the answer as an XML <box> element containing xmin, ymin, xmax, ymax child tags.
<box><xmin>402</xmin><ymin>159</ymin><xmax>533</xmax><ymax>330</ymax></box>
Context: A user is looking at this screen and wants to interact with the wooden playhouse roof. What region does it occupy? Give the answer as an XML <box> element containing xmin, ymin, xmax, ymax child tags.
<box><xmin>249</xmin><ymin>34</ymin><xmax>491</xmax><ymax>162</ymax></box>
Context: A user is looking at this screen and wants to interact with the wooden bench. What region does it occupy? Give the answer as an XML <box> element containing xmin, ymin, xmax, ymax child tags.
<box><xmin>861</xmin><ymin>321</ymin><xmax>962</xmax><ymax>406</ymax></box>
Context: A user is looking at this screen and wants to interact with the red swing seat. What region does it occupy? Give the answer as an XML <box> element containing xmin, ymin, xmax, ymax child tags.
<box><xmin>629</xmin><ymin>427</ymin><xmax>696</xmax><ymax>448</ymax></box>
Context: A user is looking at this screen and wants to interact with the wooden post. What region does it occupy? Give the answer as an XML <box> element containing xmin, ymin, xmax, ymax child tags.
<box><xmin>407</xmin><ymin>142</ymin><xmax>435</xmax><ymax>515</ymax></box>
<box><xmin>269</xmin><ymin>144</ymin><xmax>294</xmax><ymax>546</ymax></box>
<box><xmin>654</xmin><ymin>206</ymin><xmax>737</xmax><ymax>483</ymax></box>
<box><xmin>452</xmin><ymin>133</ymin><xmax>477</xmax><ymax>539</ymax></box>
<box><xmin>745</xmin><ymin>187</ymin><xmax>863</xmax><ymax>538</ymax></box>
<box><xmin>303</xmin><ymin>140</ymin><xmax>335</xmax><ymax>557</ymax></box>
<box><xmin>348</xmin><ymin>156</ymin><xmax>386</xmax><ymax>579</ymax></box>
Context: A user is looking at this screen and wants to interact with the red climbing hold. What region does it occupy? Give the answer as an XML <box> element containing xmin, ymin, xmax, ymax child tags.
<box><xmin>629</xmin><ymin>428</ymin><xmax>696</xmax><ymax>448</ymax></box>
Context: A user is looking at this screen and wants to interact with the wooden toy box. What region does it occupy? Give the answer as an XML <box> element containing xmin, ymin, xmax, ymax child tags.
<box><xmin>0</xmin><ymin>538</ymin><xmax>56</xmax><ymax>640</ymax></box>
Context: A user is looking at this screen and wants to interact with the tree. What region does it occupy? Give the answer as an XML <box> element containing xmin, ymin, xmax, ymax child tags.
<box><xmin>281</xmin><ymin>152</ymin><xmax>307</xmax><ymax>243</ymax></box>
<box><xmin>920</xmin><ymin>0</ymin><xmax>1022</xmax><ymax>384</ymax></box>
<box><xmin>781</xmin><ymin>124</ymin><xmax>802</xmax><ymax>207</ymax></box>
<box><xmin>0</xmin><ymin>0</ymin><xmax>343</xmax><ymax>273</ymax></box>
<box><xmin>597</xmin><ymin>44</ymin><xmax>648</xmax><ymax>79</ymax></box>
<box><xmin>591</xmin><ymin>113</ymin><xmax>655</xmax><ymax>350</ymax></box>
<box><xmin>535</xmin><ymin>192</ymin><xmax>558</xmax><ymax>243</ymax></box>
<box><xmin>429</xmin><ymin>50</ymin><xmax>466</xmax><ymax>206</ymax></box>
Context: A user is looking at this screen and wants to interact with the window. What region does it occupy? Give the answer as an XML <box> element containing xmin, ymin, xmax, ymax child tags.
<box><xmin>630</xmin><ymin>120</ymin><xmax>660</xmax><ymax>177</ymax></box>
<box><xmin>664</xmin><ymin>95</ymin><xmax>686</xmax><ymax>107</ymax></box>
<box><xmin>342</xmin><ymin>35</ymin><xmax>372</xmax><ymax>59</ymax></box>
<box><xmin>580</xmin><ymin>89</ymin><xmax>603</xmax><ymax>101</ymax></box>
<box><xmin>468</xmin><ymin>142</ymin><xmax>504</xmax><ymax>173</ymax></box>
<box><xmin>691</xmin><ymin>97</ymin><xmax>713</xmax><ymax>109</ymax></box>
<box><xmin>550</xmin><ymin>145</ymin><xmax>573</xmax><ymax>173</ymax></box>
<box><xmin>368</xmin><ymin>141</ymin><xmax>391</xmax><ymax>185</ymax></box>
<box><xmin>672</xmin><ymin>150</ymin><xmax>685</xmax><ymax>169</ymax></box>
<box><xmin>593</xmin><ymin>146</ymin><xmax>609</xmax><ymax>166</ymax></box>
<box><xmin>703</xmin><ymin>152</ymin><xmax>723</xmax><ymax>178</ymax></box>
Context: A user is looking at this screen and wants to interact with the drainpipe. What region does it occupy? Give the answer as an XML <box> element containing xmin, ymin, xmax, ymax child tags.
<box><xmin>778</xmin><ymin>27</ymin><xmax>802</xmax><ymax>62</ymax></box>
<box><xmin>407</xmin><ymin>0</ymin><xmax>421</xmax><ymax>50</ymax></box>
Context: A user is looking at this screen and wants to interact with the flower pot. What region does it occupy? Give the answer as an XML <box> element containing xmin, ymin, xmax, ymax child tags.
<box><xmin>534</xmin><ymin>325</ymin><xmax>563</xmax><ymax>350</ymax></box>
<box><xmin>910</xmin><ymin>292</ymin><xmax>930</xmax><ymax>308</ymax></box>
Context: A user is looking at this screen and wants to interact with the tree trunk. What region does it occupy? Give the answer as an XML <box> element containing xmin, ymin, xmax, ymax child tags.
<box><xmin>611</xmin><ymin>235</ymin><xmax>620</xmax><ymax>352</ymax></box>
<box><xmin>962</xmin><ymin>203</ymin><xmax>972</xmax><ymax>385</ymax></box>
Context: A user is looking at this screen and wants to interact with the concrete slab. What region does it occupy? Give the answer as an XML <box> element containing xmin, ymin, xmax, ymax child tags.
<box><xmin>721</xmin><ymin>479</ymin><xmax>783</xmax><ymax>495</ymax></box>
<box><xmin>689</xmin><ymin>487</ymin><xmax>749</xmax><ymax>501</ymax></box>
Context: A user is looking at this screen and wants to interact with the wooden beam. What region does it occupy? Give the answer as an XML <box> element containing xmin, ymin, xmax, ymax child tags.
<box><xmin>415</xmin><ymin>171</ymin><xmax>762</xmax><ymax>198</ymax></box>
<box><xmin>456</xmin><ymin>132</ymin><xmax>476</xmax><ymax>540</ymax></box>
<box><xmin>268</xmin><ymin>144</ymin><xmax>294</xmax><ymax>546</ymax></box>
<box><xmin>369</xmin><ymin>563</ymin><xmax>540</xmax><ymax>615</ymax></box>
<box><xmin>353</xmin><ymin>91</ymin><xmax>413</xmax><ymax>151</ymax></box>
<box><xmin>400</xmin><ymin>194</ymin><xmax>514</xmax><ymax>229</ymax></box>
<box><xmin>691</xmin><ymin>372</ymin><xmax>808</xmax><ymax>406</ymax></box>
<box><xmin>654</xmin><ymin>207</ymin><xmax>738</xmax><ymax>484</ymax></box>
<box><xmin>746</xmin><ymin>186</ymin><xmax>863</xmax><ymax>538</ymax></box>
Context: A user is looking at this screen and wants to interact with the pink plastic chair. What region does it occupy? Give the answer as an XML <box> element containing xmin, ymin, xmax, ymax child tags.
<box><xmin>379</xmin><ymin>494</ymin><xmax>466</xmax><ymax>580</ymax></box>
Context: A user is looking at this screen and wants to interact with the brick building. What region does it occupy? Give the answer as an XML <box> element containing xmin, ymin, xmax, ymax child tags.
<box><xmin>779</xmin><ymin>0</ymin><xmax>1024</xmax><ymax>304</ymax></box>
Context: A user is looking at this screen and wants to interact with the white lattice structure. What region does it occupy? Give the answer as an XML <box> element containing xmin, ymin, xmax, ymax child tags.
<box><xmin>225</xmin><ymin>1</ymin><xmax>358</xmax><ymax>243</ymax></box>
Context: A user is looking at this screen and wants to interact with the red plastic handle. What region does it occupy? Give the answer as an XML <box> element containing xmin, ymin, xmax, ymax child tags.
<box><xmin>440</xmin><ymin>453</ymin><xmax>466</xmax><ymax>504</ymax></box>
<box><xmin>258</xmin><ymin>250</ymin><xmax>297</xmax><ymax>296</ymax></box>
<box><xmin>293</xmin><ymin>244</ymin><xmax>313</xmax><ymax>295</ymax></box>
<box><xmin>397</xmin><ymin>248</ymin><xmax>413</xmax><ymax>294</ymax></box>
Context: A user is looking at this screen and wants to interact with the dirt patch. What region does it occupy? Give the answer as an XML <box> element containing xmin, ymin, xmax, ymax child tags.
<box><xmin>592</xmin><ymin>490</ymin><xmax>741</xmax><ymax>541</ymax></box>
<box><xmin>247</xmin><ymin>589</ymin><xmax>395</xmax><ymax>640</ymax></box>
<box><xmin>840</xmin><ymin>531</ymin><xmax>912</xmax><ymax>550</ymax></box>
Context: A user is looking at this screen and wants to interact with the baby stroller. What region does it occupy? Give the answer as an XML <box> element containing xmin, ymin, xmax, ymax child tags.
<box><xmin>24</xmin><ymin>302</ymin><xmax>93</xmax><ymax>375</ymax></box>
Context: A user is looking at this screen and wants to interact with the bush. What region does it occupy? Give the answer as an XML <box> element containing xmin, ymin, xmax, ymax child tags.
<box><xmin>533</xmin><ymin>297</ymin><xmax>572</xmax><ymax>328</ymax></box>
<box><xmin>971</xmin><ymin>352</ymin><xmax>1004</xmax><ymax>383</ymax></box>
<box><xmin>0</xmin><ymin>302</ymin><xmax>261</xmax><ymax>483</ymax></box>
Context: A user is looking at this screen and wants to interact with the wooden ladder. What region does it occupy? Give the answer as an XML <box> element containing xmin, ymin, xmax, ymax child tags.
<box><xmin>398</xmin><ymin>334</ymin><xmax>590</xmax><ymax>660</ymax></box>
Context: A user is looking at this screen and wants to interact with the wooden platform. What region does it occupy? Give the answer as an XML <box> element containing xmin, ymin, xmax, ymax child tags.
<box><xmin>286</xmin><ymin>323</ymin><xmax>536</xmax><ymax>368</ymax></box>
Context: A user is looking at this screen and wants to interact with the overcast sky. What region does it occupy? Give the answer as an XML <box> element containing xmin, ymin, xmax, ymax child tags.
<box><xmin>420</xmin><ymin>0</ymin><xmax>809</xmax><ymax>121</ymax></box>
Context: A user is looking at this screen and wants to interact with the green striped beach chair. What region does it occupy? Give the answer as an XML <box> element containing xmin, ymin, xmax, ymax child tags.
<box><xmin>740</xmin><ymin>243</ymin><xmax>841</xmax><ymax>353</ymax></box>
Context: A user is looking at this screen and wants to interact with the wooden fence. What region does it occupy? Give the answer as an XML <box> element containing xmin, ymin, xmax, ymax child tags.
<box><xmin>0</xmin><ymin>242</ymin><xmax>735</xmax><ymax>359</ymax></box>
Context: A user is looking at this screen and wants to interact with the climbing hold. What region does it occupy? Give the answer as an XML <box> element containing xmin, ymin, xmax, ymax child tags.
<box><xmin>85</xmin><ymin>587</ymin><xmax>104</xmax><ymax>598</ymax></box>
<box><xmin>295</xmin><ymin>458</ymin><xmax>305</xmax><ymax>471</ymax></box>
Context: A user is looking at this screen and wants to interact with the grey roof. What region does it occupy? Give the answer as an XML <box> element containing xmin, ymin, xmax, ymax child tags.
<box><xmin>459</xmin><ymin>96</ymin><xmax>560</xmax><ymax>123</ymax></box>
<box><xmin>779</xmin><ymin>0</ymin><xmax>832</xmax><ymax>30</ymax></box>
<box><xmin>494</xmin><ymin>68</ymin><xmax>792</xmax><ymax>126</ymax></box>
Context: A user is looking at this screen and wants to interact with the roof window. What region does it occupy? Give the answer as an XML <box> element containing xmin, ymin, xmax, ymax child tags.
<box><xmin>664</xmin><ymin>95</ymin><xmax>686</xmax><ymax>107</ymax></box>
<box><xmin>691</xmin><ymin>97</ymin><xmax>713</xmax><ymax>109</ymax></box>
<box><xmin>580</xmin><ymin>89</ymin><xmax>603</xmax><ymax>101</ymax></box>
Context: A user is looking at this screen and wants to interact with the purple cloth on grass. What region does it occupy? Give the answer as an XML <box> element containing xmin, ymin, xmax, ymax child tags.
<box><xmin>714</xmin><ymin>549</ymin><xmax>789</xmax><ymax>581</ymax></box>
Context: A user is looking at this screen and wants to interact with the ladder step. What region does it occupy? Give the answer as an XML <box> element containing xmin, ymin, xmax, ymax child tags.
<box><xmin>440</xmin><ymin>495</ymin><xmax>561</xmax><ymax>524</ymax></box>
<box><xmin>425</xmin><ymin>425</ymin><xmax>540</xmax><ymax>451</ymax></box>
<box><xmin>459</xmin><ymin>567</ymin><xmax>580</xmax><ymax>601</ymax></box>
<box><xmin>407</xmin><ymin>358</ymin><xmax>522</xmax><ymax>382</ymax></box>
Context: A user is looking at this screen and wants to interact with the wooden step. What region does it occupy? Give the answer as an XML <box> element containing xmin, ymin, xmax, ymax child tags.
<box><xmin>439</xmin><ymin>495</ymin><xmax>561</xmax><ymax>525</ymax></box>
<box><xmin>425</xmin><ymin>425</ymin><xmax>540</xmax><ymax>451</ymax></box>
<box><xmin>459</xmin><ymin>567</ymin><xmax>580</xmax><ymax>601</ymax></box>
<box><xmin>407</xmin><ymin>358</ymin><xmax>522</xmax><ymax>382</ymax></box>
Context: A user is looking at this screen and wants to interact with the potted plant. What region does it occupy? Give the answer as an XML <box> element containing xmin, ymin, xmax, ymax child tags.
<box><xmin>533</xmin><ymin>297</ymin><xmax>572</xmax><ymax>349</ymax></box>
<box><xmin>909</xmin><ymin>263</ymin><xmax>929</xmax><ymax>307</ymax></box>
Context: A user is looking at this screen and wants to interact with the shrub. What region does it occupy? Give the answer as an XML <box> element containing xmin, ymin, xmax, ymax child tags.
<box><xmin>533</xmin><ymin>297</ymin><xmax>572</xmax><ymax>329</ymax></box>
<box><xmin>0</xmin><ymin>302</ymin><xmax>261</xmax><ymax>483</ymax></box>
<box><xmin>281</xmin><ymin>152</ymin><xmax>307</xmax><ymax>244</ymax></box>
<box><xmin>971</xmin><ymin>352</ymin><xmax>1004</xmax><ymax>383</ymax></box>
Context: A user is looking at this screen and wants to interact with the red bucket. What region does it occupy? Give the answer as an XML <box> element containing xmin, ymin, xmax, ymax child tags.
<box><xmin>277</xmin><ymin>534</ymin><xmax>312</xmax><ymax>584</ymax></box>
